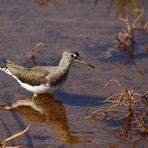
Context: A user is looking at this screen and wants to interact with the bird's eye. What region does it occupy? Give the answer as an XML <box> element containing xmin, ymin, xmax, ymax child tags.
<box><xmin>71</xmin><ymin>54</ymin><xmax>75</xmax><ymax>58</ymax></box>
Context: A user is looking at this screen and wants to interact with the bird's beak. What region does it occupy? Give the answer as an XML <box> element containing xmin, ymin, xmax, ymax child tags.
<box><xmin>76</xmin><ymin>57</ymin><xmax>95</xmax><ymax>69</ymax></box>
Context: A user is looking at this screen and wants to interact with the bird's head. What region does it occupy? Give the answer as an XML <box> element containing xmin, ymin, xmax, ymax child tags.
<box><xmin>62</xmin><ymin>50</ymin><xmax>95</xmax><ymax>69</ymax></box>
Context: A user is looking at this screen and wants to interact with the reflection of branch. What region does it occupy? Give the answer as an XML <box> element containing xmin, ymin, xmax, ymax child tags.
<box><xmin>28</xmin><ymin>43</ymin><xmax>44</xmax><ymax>64</ymax></box>
<box><xmin>132</xmin><ymin>109</ymin><xmax>148</xmax><ymax>133</ymax></box>
<box><xmin>114</xmin><ymin>117</ymin><xmax>133</xmax><ymax>142</ymax></box>
<box><xmin>125</xmin><ymin>57</ymin><xmax>144</xmax><ymax>77</ymax></box>
<box><xmin>0</xmin><ymin>123</ymin><xmax>31</xmax><ymax>148</ymax></box>
<box><xmin>132</xmin><ymin>133</ymin><xmax>147</xmax><ymax>148</ymax></box>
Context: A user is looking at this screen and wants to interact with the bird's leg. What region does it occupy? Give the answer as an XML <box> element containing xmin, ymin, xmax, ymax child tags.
<box><xmin>32</xmin><ymin>93</ymin><xmax>37</xmax><ymax>101</ymax></box>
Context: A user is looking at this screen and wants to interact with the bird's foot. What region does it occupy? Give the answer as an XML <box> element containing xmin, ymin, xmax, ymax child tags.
<box><xmin>32</xmin><ymin>93</ymin><xmax>37</xmax><ymax>101</ymax></box>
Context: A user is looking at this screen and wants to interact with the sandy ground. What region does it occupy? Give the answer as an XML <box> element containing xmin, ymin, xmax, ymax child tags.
<box><xmin>0</xmin><ymin>0</ymin><xmax>148</xmax><ymax>148</ymax></box>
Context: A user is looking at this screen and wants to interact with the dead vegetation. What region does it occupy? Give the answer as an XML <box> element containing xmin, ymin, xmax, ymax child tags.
<box><xmin>115</xmin><ymin>9</ymin><xmax>144</xmax><ymax>57</ymax></box>
<box><xmin>107</xmin><ymin>0</ymin><xmax>141</xmax><ymax>17</ymax></box>
<box><xmin>33</xmin><ymin>0</ymin><xmax>141</xmax><ymax>17</ymax></box>
<box><xmin>28</xmin><ymin>43</ymin><xmax>44</xmax><ymax>64</ymax></box>
<box><xmin>86</xmin><ymin>79</ymin><xmax>148</xmax><ymax>134</ymax></box>
<box><xmin>110</xmin><ymin>126</ymin><xmax>147</xmax><ymax>148</ymax></box>
<box><xmin>114</xmin><ymin>9</ymin><xmax>146</xmax><ymax>77</ymax></box>
<box><xmin>86</xmin><ymin>79</ymin><xmax>148</xmax><ymax>147</ymax></box>
<box><xmin>0</xmin><ymin>124</ymin><xmax>31</xmax><ymax>148</ymax></box>
<box><xmin>81</xmin><ymin>0</ymin><xmax>141</xmax><ymax>16</ymax></box>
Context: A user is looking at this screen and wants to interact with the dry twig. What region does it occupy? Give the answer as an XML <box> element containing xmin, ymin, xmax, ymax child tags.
<box><xmin>116</xmin><ymin>9</ymin><xmax>144</xmax><ymax>57</ymax></box>
<box><xmin>115</xmin><ymin>9</ymin><xmax>145</xmax><ymax>77</ymax></box>
<box><xmin>0</xmin><ymin>124</ymin><xmax>31</xmax><ymax>148</ymax></box>
<box><xmin>28</xmin><ymin>43</ymin><xmax>44</xmax><ymax>64</ymax></box>
<box><xmin>107</xmin><ymin>0</ymin><xmax>141</xmax><ymax>17</ymax></box>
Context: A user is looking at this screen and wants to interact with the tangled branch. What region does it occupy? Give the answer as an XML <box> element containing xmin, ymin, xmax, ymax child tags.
<box><xmin>86</xmin><ymin>79</ymin><xmax>148</xmax><ymax>134</ymax></box>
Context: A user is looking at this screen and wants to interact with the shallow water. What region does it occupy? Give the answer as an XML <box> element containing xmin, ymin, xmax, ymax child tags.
<box><xmin>0</xmin><ymin>93</ymin><xmax>147</xmax><ymax>148</ymax></box>
<box><xmin>0</xmin><ymin>0</ymin><xmax>148</xmax><ymax>148</ymax></box>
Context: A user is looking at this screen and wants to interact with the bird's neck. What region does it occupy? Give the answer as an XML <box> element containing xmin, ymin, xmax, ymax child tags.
<box><xmin>58</xmin><ymin>57</ymin><xmax>72</xmax><ymax>72</ymax></box>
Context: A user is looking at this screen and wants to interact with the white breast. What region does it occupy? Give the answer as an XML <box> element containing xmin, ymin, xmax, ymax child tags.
<box><xmin>20</xmin><ymin>83</ymin><xmax>52</xmax><ymax>94</ymax></box>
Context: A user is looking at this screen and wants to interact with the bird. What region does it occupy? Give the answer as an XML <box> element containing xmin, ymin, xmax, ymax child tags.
<box><xmin>0</xmin><ymin>50</ymin><xmax>95</xmax><ymax>97</ymax></box>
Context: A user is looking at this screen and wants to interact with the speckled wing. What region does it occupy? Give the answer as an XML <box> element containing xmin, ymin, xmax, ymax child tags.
<box><xmin>5</xmin><ymin>60</ymin><xmax>49</xmax><ymax>86</ymax></box>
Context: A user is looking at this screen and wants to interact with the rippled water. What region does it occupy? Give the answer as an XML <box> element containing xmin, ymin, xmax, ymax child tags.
<box><xmin>0</xmin><ymin>0</ymin><xmax>148</xmax><ymax>148</ymax></box>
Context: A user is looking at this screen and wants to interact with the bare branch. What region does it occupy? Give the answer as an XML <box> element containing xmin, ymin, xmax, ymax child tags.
<box><xmin>28</xmin><ymin>42</ymin><xmax>44</xmax><ymax>64</ymax></box>
<box><xmin>1</xmin><ymin>123</ymin><xmax>31</xmax><ymax>147</ymax></box>
<box><xmin>132</xmin><ymin>9</ymin><xmax>144</xmax><ymax>28</ymax></box>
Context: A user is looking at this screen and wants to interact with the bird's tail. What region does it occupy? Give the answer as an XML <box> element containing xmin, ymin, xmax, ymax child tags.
<box><xmin>0</xmin><ymin>59</ymin><xmax>13</xmax><ymax>75</ymax></box>
<box><xmin>0</xmin><ymin>59</ymin><xmax>22</xmax><ymax>76</ymax></box>
<box><xmin>0</xmin><ymin>58</ymin><xmax>7</xmax><ymax>71</ymax></box>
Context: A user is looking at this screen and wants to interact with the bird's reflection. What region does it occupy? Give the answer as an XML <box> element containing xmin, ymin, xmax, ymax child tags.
<box><xmin>0</xmin><ymin>94</ymin><xmax>80</xmax><ymax>144</ymax></box>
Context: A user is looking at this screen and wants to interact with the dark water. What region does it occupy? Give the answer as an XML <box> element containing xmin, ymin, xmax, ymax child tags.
<box><xmin>0</xmin><ymin>0</ymin><xmax>148</xmax><ymax>148</ymax></box>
